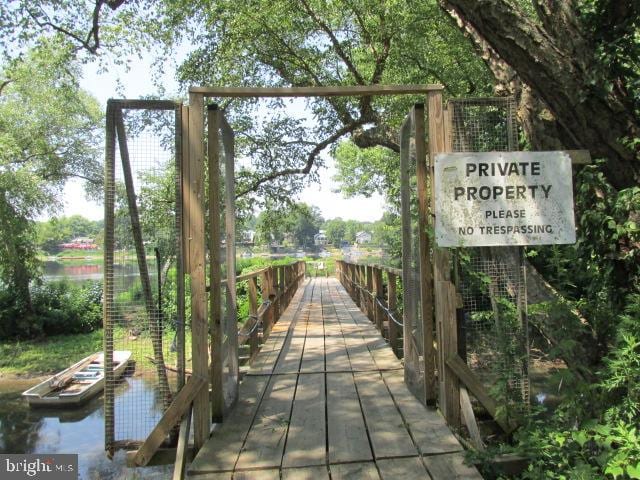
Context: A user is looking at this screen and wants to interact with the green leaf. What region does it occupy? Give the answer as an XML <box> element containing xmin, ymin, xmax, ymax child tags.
<box><xmin>572</xmin><ymin>430</ymin><xmax>589</xmax><ymax>447</ymax></box>
<box><xmin>605</xmin><ymin>465</ymin><xmax>624</xmax><ymax>478</ymax></box>
<box><xmin>627</xmin><ymin>464</ymin><xmax>640</xmax><ymax>479</ymax></box>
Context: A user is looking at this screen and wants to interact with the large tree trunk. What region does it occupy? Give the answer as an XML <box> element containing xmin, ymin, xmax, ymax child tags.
<box><xmin>440</xmin><ymin>0</ymin><xmax>639</xmax><ymax>190</ymax></box>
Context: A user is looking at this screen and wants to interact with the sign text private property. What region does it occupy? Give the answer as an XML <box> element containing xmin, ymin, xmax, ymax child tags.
<box><xmin>435</xmin><ymin>151</ymin><xmax>576</xmax><ymax>247</ymax></box>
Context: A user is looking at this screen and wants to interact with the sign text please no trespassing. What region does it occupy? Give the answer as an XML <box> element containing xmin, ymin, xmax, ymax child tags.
<box><xmin>434</xmin><ymin>151</ymin><xmax>576</xmax><ymax>247</ymax></box>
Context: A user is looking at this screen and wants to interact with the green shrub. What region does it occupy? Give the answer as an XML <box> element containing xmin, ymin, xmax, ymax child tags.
<box><xmin>0</xmin><ymin>280</ymin><xmax>103</xmax><ymax>340</ymax></box>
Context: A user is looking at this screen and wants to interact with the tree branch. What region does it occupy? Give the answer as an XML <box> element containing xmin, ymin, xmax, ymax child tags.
<box><xmin>0</xmin><ymin>79</ymin><xmax>13</xmax><ymax>96</ymax></box>
<box><xmin>298</xmin><ymin>0</ymin><xmax>366</xmax><ymax>85</ymax></box>
<box><xmin>237</xmin><ymin>119</ymin><xmax>367</xmax><ymax>198</ymax></box>
<box><xmin>24</xmin><ymin>0</ymin><xmax>121</xmax><ymax>55</ymax></box>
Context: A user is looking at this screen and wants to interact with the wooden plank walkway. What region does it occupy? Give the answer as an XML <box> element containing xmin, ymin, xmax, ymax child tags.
<box><xmin>188</xmin><ymin>277</ymin><xmax>481</xmax><ymax>479</ymax></box>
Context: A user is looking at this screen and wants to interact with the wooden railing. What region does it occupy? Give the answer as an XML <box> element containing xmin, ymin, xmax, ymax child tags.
<box><xmin>235</xmin><ymin>261</ymin><xmax>306</xmax><ymax>363</ymax></box>
<box><xmin>127</xmin><ymin>260</ymin><xmax>306</xmax><ymax>470</ymax></box>
<box><xmin>336</xmin><ymin>260</ymin><xmax>404</xmax><ymax>357</ymax></box>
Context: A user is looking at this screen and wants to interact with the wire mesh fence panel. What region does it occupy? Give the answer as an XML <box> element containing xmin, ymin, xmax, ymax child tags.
<box><xmin>450</xmin><ymin>97</ymin><xmax>517</xmax><ymax>152</ymax></box>
<box><xmin>218</xmin><ymin>111</ymin><xmax>238</xmax><ymax>415</ymax></box>
<box><xmin>399</xmin><ymin>107</ymin><xmax>425</xmax><ymax>400</ymax></box>
<box><xmin>104</xmin><ymin>101</ymin><xmax>184</xmax><ymax>452</ymax></box>
<box><xmin>448</xmin><ymin>97</ymin><xmax>530</xmax><ymax>417</ymax></box>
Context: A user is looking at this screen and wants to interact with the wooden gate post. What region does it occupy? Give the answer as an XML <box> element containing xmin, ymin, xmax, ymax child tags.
<box><xmin>366</xmin><ymin>265</ymin><xmax>374</xmax><ymax>320</ymax></box>
<box><xmin>261</xmin><ymin>269</ymin><xmax>273</xmax><ymax>337</ymax></box>
<box><xmin>387</xmin><ymin>272</ymin><xmax>399</xmax><ymax>355</ymax></box>
<box><xmin>414</xmin><ymin>103</ymin><xmax>436</xmax><ymax>404</ymax></box>
<box><xmin>428</xmin><ymin>90</ymin><xmax>460</xmax><ymax>427</ymax></box>
<box><xmin>188</xmin><ymin>92</ymin><xmax>210</xmax><ymax>448</ymax></box>
<box><xmin>373</xmin><ymin>267</ymin><xmax>384</xmax><ymax>332</ymax></box>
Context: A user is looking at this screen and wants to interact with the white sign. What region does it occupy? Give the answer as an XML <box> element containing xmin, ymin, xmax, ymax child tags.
<box><xmin>435</xmin><ymin>151</ymin><xmax>576</xmax><ymax>247</ymax></box>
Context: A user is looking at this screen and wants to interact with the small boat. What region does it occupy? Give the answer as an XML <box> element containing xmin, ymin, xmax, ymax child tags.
<box><xmin>22</xmin><ymin>351</ymin><xmax>132</xmax><ymax>407</ymax></box>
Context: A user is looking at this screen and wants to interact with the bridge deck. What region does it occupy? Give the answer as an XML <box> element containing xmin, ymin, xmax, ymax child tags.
<box><xmin>188</xmin><ymin>277</ymin><xmax>481</xmax><ymax>479</ymax></box>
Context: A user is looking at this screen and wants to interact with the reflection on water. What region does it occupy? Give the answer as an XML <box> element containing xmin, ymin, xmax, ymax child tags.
<box><xmin>43</xmin><ymin>262</ymin><xmax>157</xmax><ymax>288</ymax></box>
<box><xmin>43</xmin><ymin>262</ymin><xmax>103</xmax><ymax>282</ymax></box>
<box><xmin>0</xmin><ymin>377</ymin><xmax>172</xmax><ymax>479</ymax></box>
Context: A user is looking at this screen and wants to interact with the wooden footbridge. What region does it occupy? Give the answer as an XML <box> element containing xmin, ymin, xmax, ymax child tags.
<box><xmin>188</xmin><ymin>277</ymin><xmax>481</xmax><ymax>479</ymax></box>
<box><xmin>105</xmin><ymin>86</ymin><xmax>526</xmax><ymax>479</ymax></box>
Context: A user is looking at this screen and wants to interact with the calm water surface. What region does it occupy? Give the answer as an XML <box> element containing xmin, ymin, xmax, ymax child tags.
<box><xmin>0</xmin><ymin>377</ymin><xmax>173</xmax><ymax>479</ymax></box>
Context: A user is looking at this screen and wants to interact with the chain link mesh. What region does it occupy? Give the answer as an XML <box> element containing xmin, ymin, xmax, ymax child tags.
<box><xmin>448</xmin><ymin>97</ymin><xmax>530</xmax><ymax>416</ymax></box>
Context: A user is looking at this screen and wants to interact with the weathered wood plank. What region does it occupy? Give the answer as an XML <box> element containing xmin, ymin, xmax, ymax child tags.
<box><xmin>446</xmin><ymin>354</ymin><xmax>514</xmax><ymax>433</ymax></box>
<box><xmin>208</xmin><ymin>104</ymin><xmax>224</xmax><ymax>423</ymax></box>
<box><xmin>323</xmin><ymin>290</ymin><xmax>351</xmax><ymax>372</ymax></box>
<box><xmin>381</xmin><ymin>371</ymin><xmax>462</xmax><ymax>455</ymax></box>
<box><xmin>423</xmin><ymin>452</ymin><xmax>483</xmax><ymax>479</ymax></box>
<box><xmin>333</xmin><ymin>285</ymin><xmax>403</xmax><ymax>372</ymax></box>
<box><xmin>236</xmin><ymin>375</ymin><xmax>297</xmax><ymax>470</ymax></box>
<box><xmin>274</xmin><ymin>328</ymin><xmax>306</xmax><ymax>374</ymax></box>
<box><xmin>435</xmin><ymin>280</ymin><xmax>460</xmax><ymax>428</ymax></box>
<box><xmin>460</xmin><ymin>386</ymin><xmax>484</xmax><ymax>451</ymax></box>
<box><xmin>126</xmin><ymin>447</ymin><xmax>195</xmax><ymax>467</ymax></box>
<box><xmin>282</xmin><ymin>466</ymin><xmax>330</xmax><ymax>480</ymax></box>
<box><xmin>299</xmin><ymin>282</ymin><xmax>325</xmax><ymax>373</ymax></box>
<box><xmin>377</xmin><ymin>457</ymin><xmax>429</xmax><ymax>479</ymax></box>
<box><xmin>234</xmin><ymin>470</ymin><xmax>280</xmax><ymax>480</ymax></box>
<box><xmin>330</xmin><ymin>462</ymin><xmax>380</xmax><ymax>479</ymax></box>
<box><xmin>327</xmin><ymin>372</ymin><xmax>372</xmax><ymax>464</ymax></box>
<box><xmin>282</xmin><ymin>373</ymin><xmax>326</xmax><ymax>468</ymax></box>
<box><xmin>134</xmin><ymin>376</ymin><xmax>205</xmax><ymax>466</ymax></box>
<box><xmin>188</xmin><ymin>91</ymin><xmax>209</xmax><ymax>448</ymax></box>
<box><xmin>172</xmin><ymin>404</ymin><xmax>192</xmax><ymax>480</ymax></box>
<box><xmin>354</xmin><ymin>372</ymin><xmax>418</xmax><ymax>459</ymax></box>
<box><xmin>414</xmin><ymin>103</ymin><xmax>436</xmax><ymax>404</ymax></box>
<box><xmin>249</xmin><ymin>282</ymin><xmax>310</xmax><ymax>375</ymax></box>
<box><xmin>188</xmin><ymin>376</ymin><xmax>269</xmax><ymax>474</ymax></box>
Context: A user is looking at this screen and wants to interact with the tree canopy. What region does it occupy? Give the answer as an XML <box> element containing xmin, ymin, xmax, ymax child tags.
<box><xmin>0</xmin><ymin>39</ymin><xmax>102</xmax><ymax>309</ymax></box>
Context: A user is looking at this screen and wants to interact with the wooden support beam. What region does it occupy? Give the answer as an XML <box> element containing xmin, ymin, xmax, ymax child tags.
<box><xmin>435</xmin><ymin>281</ymin><xmax>460</xmax><ymax>427</ymax></box>
<box><xmin>373</xmin><ymin>267</ymin><xmax>384</xmax><ymax>332</ymax></box>
<box><xmin>172</xmin><ymin>404</ymin><xmax>193</xmax><ymax>480</ymax></box>
<box><xmin>176</xmin><ymin>105</ymin><xmax>187</xmax><ymax>391</ymax></box>
<box><xmin>126</xmin><ymin>447</ymin><xmax>195</xmax><ymax>468</ymax></box>
<box><xmin>566</xmin><ymin>149</ymin><xmax>591</xmax><ymax>165</ymax></box>
<box><xmin>460</xmin><ymin>386</ymin><xmax>484</xmax><ymax>451</ymax></box>
<box><xmin>262</xmin><ymin>268</ymin><xmax>274</xmax><ymax>335</ymax></box>
<box><xmin>272</xmin><ymin>267</ymin><xmax>280</xmax><ymax>320</ymax></box>
<box><xmin>366</xmin><ymin>265</ymin><xmax>374</xmax><ymax>320</ymax></box>
<box><xmin>248</xmin><ymin>277</ymin><xmax>260</xmax><ymax>358</ymax></box>
<box><xmin>221</xmin><ymin>112</ymin><xmax>239</xmax><ymax>411</ymax></box>
<box><xmin>133</xmin><ymin>376</ymin><xmax>206</xmax><ymax>466</ymax></box>
<box><xmin>429</xmin><ymin>90</ymin><xmax>461</xmax><ymax>426</ymax></box>
<box><xmin>446</xmin><ymin>355</ymin><xmax>515</xmax><ymax>434</ymax></box>
<box><xmin>399</xmin><ymin>112</ymin><xmax>418</xmax><ymax>391</ymax></box>
<box><xmin>387</xmin><ymin>272</ymin><xmax>399</xmax><ymax>356</ymax></box>
<box><xmin>188</xmin><ymin>92</ymin><xmax>209</xmax><ymax>449</ymax></box>
<box><xmin>189</xmin><ymin>84</ymin><xmax>443</xmax><ymax>97</ymax></box>
<box><xmin>414</xmin><ymin>103</ymin><xmax>436</xmax><ymax>404</ymax></box>
<box><xmin>208</xmin><ymin>104</ymin><xmax>224</xmax><ymax>423</ymax></box>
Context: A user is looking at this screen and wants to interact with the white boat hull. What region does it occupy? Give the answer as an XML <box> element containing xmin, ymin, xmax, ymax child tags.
<box><xmin>22</xmin><ymin>351</ymin><xmax>132</xmax><ymax>407</ymax></box>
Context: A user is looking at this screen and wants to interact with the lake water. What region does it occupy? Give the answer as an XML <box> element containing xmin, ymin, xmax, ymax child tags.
<box><xmin>0</xmin><ymin>377</ymin><xmax>173</xmax><ymax>479</ymax></box>
<box><xmin>3</xmin><ymin>259</ymin><xmax>172</xmax><ymax>479</ymax></box>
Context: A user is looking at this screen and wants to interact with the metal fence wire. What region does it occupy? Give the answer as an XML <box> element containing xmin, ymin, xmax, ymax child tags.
<box><xmin>399</xmin><ymin>105</ymin><xmax>426</xmax><ymax>401</ymax></box>
<box><xmin>104</xmin><ymin>101</ymin><xmax>185</xmax><ymax>453</ymax></box>
<box><xmin>448</xmin><ymin>97</ymin><xmax>530</xmax><ymax>416</ymax></box>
